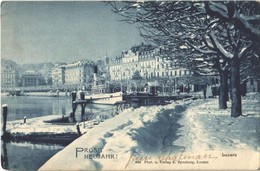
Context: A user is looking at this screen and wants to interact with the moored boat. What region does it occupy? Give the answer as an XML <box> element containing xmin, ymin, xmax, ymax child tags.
<box><xmin>85</xmin><ymin>92</ymin><xmax>123</xmax><ymax>105</ymax></box>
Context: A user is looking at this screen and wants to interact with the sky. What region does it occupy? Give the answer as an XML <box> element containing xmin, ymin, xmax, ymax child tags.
<box><xmin>1</xmin><ymin>1</ymin><xmax>143</xmax><ymax>64</ymax></box>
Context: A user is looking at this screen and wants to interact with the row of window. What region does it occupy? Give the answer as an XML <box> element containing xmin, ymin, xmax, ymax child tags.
<box><xmin>1</xmin><ymin>79</ymin><xmax>16</xmax><ymax>83</ymax></box>
<box><xmin>139</xmin><ymin>53</ymin><xmax>155</xmax><ymax>59</ymax></box>
<box><xmin>112</xmin><ymin>70</ymin><xmax>190</xmax><ymax>78</ymax></box>
<box><xmin>1</xmin><ymin>70</ymin><xmax>16</xmax><ymax>74</ymax></box>
<box><xmin>1</xmin><ymin>75</ymin><xmax>16</xmax><ymax>79</ymax></box>
<box><xmin>23</xmin><ymin>78</ymin><xmax>38</xmax><ymax>81</ymax></box>
<box><xmin>111</xmin><ymin>61</ymin><xmax>180</xmax><ymax>71</ymax></box>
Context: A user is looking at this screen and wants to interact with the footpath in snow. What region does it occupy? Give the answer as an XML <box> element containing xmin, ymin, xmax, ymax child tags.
<box><xmin>39</xmin><ymin>94</ymin><xmax>260</xmax><ymax>170</ymax></box>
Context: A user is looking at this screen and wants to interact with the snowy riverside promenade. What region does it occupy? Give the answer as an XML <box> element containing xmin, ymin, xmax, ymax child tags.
<box><xmin>39</xmin><ymin>93</ymin><xmax>260</xmax><ymax>170</ymax></box>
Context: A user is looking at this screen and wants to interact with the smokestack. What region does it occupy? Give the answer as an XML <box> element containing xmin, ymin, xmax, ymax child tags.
<box><xmin>94</xmin><ymin>65</ymin><xmax>98</xmax><ymax>74</ymax></box>
<box><xmin>93</xmin><ymin>65</ymin><xmax>98</xmax><ymax>87</ymax></box>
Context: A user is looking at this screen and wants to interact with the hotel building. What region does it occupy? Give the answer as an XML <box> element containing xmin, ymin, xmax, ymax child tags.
<box><xmin>1</xmin><ymin>64</ymin><xmax>19</xmax><ymax>89</ymax></box>
<box><xmin>109</xmin><ymin>44</ymin><xmax>192</xmax><ymax>81</ymax></box>
<box><xmin>51</xmin><ymin>65</ymin><xmax>65</xmax><ymax>86</ymax></box>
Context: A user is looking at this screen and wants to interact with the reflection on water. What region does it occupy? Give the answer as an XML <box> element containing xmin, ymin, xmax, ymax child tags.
<box><xmin>1</xmin><ymin>140</ymin><xmax>65</xmax><ymax>171</ymax></box>
<box><xmin>1</xmin><ymin>96</ymin><xmax>71</xmax><ymax>121</ymax></box>
<box><xmin>1</xmin><ymin>96</ymin><xmax>115</xmax><ymax>122</ymax></box>
<box><xmin>1</xmin><ymin>141</ymin><xmax>8</xmax><ymax>170</ymax></box>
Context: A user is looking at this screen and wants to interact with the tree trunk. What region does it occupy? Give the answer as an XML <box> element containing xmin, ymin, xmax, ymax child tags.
<box><xmin>219</xmin><ymin>70</ymin><xmax>229</xmax><ymax>109</ymax></box>
<box><xmin>230</xmin><ymin>57</ymin><xmax>242</xmax><ymax>117</ymax></box>
<box><xmin>224</xmin><ymin>74</ymin><xmax>229</xmax><ymax>102</ymax></box>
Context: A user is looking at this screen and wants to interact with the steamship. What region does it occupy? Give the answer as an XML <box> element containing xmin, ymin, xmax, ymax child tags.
<box><xmin>85</xmin><ymin>92</ymin><xmax>123</xmax><ymax>105</ymax></box>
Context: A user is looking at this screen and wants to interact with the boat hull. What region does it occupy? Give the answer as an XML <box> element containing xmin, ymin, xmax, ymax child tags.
<box><xmin>85</xmin><ymin>92</ymin><xmax>123</xmax><ymax>105</ymax></box>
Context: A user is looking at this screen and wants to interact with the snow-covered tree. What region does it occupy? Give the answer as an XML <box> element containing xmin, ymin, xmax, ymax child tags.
<box><xmin>204</xmin><ymin>1</ymin><xmax>260</xmax><ymax>117</ymax></box>
<box><xmin>109</xmin><ymin>1</ymin><xmax>260</xmax><ymax>117</ymax></box>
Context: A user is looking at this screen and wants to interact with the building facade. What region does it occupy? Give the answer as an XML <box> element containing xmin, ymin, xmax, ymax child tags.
<box><xmin>64</xmin><ymin>60</ymin><xmax>94</xmax><ymax>90</ymax></box>
<box><xmin>109</xmin><ymin>44</ymin><xmax>192</xmax><ymax>81</ymax></box>
<box><xmin>21</xmin><ymin>71</ymin><xmax>41</xmax><ymax>87</ymax></box>
<box><xmin>1</xmin><ymin>64</ymin><xmax>18</xmax><ymax>89</ymax></box>
<box><xmin>51</xmin><ymin>65</ymin><xmax>65</xmax><ymax>86</ymax></box>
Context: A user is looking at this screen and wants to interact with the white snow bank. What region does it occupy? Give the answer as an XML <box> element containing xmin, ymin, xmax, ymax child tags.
<box><xmin>39</xmin><ymin>101</ymin><xmax>192</xmax><ymax>170</ymax></box>
<box><xmin>39</xmin><ymin>96</ymin><xmax>259</xmax><ymax>170</ymax></box>
<box><xmin>7</xmin><ymin>115</ymin><xmax>77</xmax><ymax>134</ymax></box>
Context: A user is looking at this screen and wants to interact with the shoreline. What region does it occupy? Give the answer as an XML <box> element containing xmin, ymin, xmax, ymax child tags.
<box><xmin>1</xmin><ymin>91</ymin><xmax>68</xmax><ymax>97</ymax></box>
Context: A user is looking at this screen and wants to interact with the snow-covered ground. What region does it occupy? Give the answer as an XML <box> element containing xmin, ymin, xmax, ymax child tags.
<box><xmin>182</xmin><ymin>97</ymin><xmax>259</xmax><ymax>152</ymax></box>
<box><xmin>39</xmin><ymin>93</ymin><xmax>260</xmax><ymax>170</ymax></box>
<box><xmin>7</xmin><ymin>115</ymin><xmax>77</xmax><ymax>134</ymax></box>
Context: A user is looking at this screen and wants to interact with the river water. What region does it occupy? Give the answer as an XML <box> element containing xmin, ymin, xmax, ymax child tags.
<box><xmin>1</xmin><ymin>95</ymin><xmax>115</xmax><ymax>171</ymax></box>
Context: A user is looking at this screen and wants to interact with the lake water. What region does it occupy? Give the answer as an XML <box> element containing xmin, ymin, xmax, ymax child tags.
<box><xmin>1</xmin><ymin>95</ymin><xmax>115</xmax><ymax>171</ymax></box>
<box><xmin>1</xmin><ymin>96</ymin><xmax>116</xmax><ymax>121</ymax></box>
<box><xmin>1</xmin><ymin>141</ymin><xmax>66</xmax><ymax>171</ymax></box>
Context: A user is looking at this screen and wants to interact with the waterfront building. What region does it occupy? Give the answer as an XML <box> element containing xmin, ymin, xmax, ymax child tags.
<box><xmin>64</xmin><ymin>60</ymin><xmax>94</xmax><ymax>90</ymax></box>
<box><xmin>1</xmin><ymin>63</ymin><xmax>19</xmax><ymax>90</ymax></box>
<box><xmin>109</xmin><ymin>43</ymin><xmax>192</xmax><ymax>90</ymax></box>
<box><xmin>51</xmin><ymin>65</ymin><xmax>65</xmax><ymax>86</ymax></box>
<box><xmin>21</xmin><ymin>71</ymin><xmax>42</xmax><ymax>87</ymax></box>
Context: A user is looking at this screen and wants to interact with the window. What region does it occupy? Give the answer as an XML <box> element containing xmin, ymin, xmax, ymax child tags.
<box><xmin>170</xmin><ymin>71</ymin><xmax>172</xmax><ymax>76</ymax></box>
<box><xmin>179</xmin><ymin>71</ymin><xmax>182</xmax><ymax>76</ymax></box>
<box><xmin>250</xmin><ymin>79</ymin><xmax>254</xmax><ymax>85</ymax></box>
<box><xmin>162</xmin><ymin>72</ymin><xmax>164</xmax><ymax>77</ymax></box>
<box><xmin>175</xmin><ymin>71</ymin><xmax>177</xmax><ymax>76</ymax></box>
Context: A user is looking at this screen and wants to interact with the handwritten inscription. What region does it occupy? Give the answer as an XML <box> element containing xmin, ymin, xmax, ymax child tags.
<box><xmin>125</xmin><ymin>151</ymin><xmax>218</xmax><ymax>169</ymax></box>
<box><xmin>158</xmin><ymin>151</ymin><xmax>218</xmax><ymax>161</ymax></box>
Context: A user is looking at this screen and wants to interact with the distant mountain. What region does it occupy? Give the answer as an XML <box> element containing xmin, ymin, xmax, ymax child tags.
<box><xmin>1</xmin><ymin>58</ymin><xmax>18</xmax><ymax>68</ymax></box>
<box><xmin>1</xmin><ymin>58</ymin><xmax>55</xmax><ymax>78</ymax></box>
<box><xmin>20</xmin><ymin>62</ymin><xmax>55</xmax><ymax>78</ymax></box>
